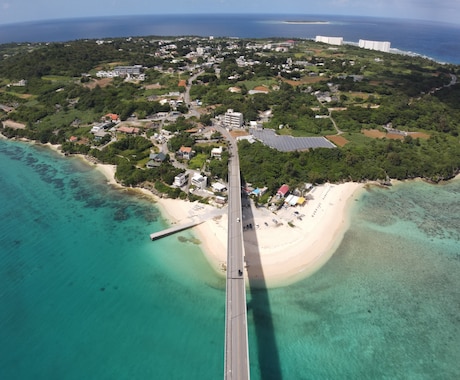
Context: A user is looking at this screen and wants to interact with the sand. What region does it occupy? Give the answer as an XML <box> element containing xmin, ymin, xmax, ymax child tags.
<box><xmin>139</xmin><ymin>180</ymin><xmax>363</xmax><ymax>288</ymax></box>
<box><xmin>3</xmin><ymin>137</ymin><xmax>364</xmax><ymax>288</ymax></box>
<box><xmin>242</xmin><ymin>183</ymin><xmax>363</xmax><ymax>287</ymax></box>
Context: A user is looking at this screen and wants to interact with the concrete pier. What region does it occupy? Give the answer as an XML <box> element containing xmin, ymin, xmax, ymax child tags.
<box><xmin>149</xmin><ymin>220</ymin><xmax>203</xmax><ymax>241</ymax></box>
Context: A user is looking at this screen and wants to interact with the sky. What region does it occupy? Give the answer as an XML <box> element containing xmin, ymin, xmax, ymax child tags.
<box><xmin>1</xmin><ymin>0</ymin><xmax>459</xmax><ymax>26</ymax></box>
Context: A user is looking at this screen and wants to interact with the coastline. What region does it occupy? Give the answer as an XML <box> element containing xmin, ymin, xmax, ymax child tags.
<box><xmin>160</xmin><ymin>182</ymin><xmax>364</xmax><ymax>287</ymax></box>
<box><xmin>85</xmin><ymin>147</ymin><xmax>364</xmax><ymax>287</ymax></box>
<box><xmin>131</xmin><ymin>179</ymin><xmax>364</xmax><ymax>288</ymax></box>
<box><xmin>242</xmin><ymin>182</ymin><xmax>363</xmax><ymax>287</ymax></box>
<box><xmin>0</xmin><ymin>137</ymin><xmax>385</xmax><ymax>287</ymax></box>
<box><xmin>55</xmin><ymin>139</ymin><xmax>363</xmax><ymax>287</ymax></box>
<box><xmin>2</xmin><ymin>135</ymin><xmax>457</xmax><ymax>288</ymax></box>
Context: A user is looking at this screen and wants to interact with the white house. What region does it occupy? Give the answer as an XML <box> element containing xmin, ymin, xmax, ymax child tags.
<box><xmin>211</xmin><ymin>146</ymin><xmax>223</xmax><ymax>159</ymax></box>
<box><xmin>211</xmin><ymin>182</ymin><xmax>227</xmax><ymax>192</ymax></box>
<box><xmin>114</xmin><ymin>65</ymin><xmax>142</xmax><ymax>76</ymax></box>
<box><xmin>191</xmin><ymin>173</ymin><xmax>207</xmax><ymax>190</ymax></box>
<box><xmin>173</xmin><ymin>172</ymin><xmax>189</xmax><ymax>187</ymax></box>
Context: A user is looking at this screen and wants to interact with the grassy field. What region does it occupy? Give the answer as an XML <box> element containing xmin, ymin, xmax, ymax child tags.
<box><xmin>41</xmin><ymin>108</ymin><xmax>100</xmax><ymax>128</ymax></box>
<box><xmin>41</xmin><ymin>75</ymin><xmax>74</xmax><ymax>83</ymax></box>
<box><xmin>189</xmin><ymin>153</ymin><xmax>207</xmax><ymax>171</ymax></box>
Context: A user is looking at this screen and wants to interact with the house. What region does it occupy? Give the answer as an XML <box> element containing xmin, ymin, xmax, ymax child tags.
<box><xmin>114</xmin><ymin>65</ymin><xmax>142</xmax><ymax>76</ymax></box>
<box><xmin>284</xmin><ymin>194</ymin><xmax>306</xmax><ymax>206</ymax></box>
<box><xmin>276</xmin><ymin>184</ymin><xmax>290</xmax><ymax>198</ymax></box>
<box><xmin>10</xmin><ymin>79</ymin><xmax>27</xmax><ymax>87</ymax></box>
<box><xmin>215</xmin><ymin>196</ymin><xmax>227</xmax><ymax>204</ymax></box>
<box><xmin>177</xmin><ymin>146</ymin><xmax>193</xmax><ymax>160</ymax></box>
<box><xmin>117</xmin><ymin>126</ymin><xmax>140</xmax><ymax>134</ymax></box>
<box><xmin>173</xmin><ymin>172</ymin><xmax>189</xmax><ymax>187</ymax></box>
<box><xmin>211</xmin><ymin>182</ymin><xmax>227</xmax><ymax>192</ymax></box>
<box><xmin>104</xmin><ymin>113</ymin><xmax>120</xmax><ymax>123</ymax></box>
<box><xmin>211</xmin><ymin>146</ymin><xmax>223</xmax><ymax>159</ymax></box>
<box><xmin>250</xmin><ymin>187</ymin><xmax>268</xmax><ymax>197</ymax></box>
<box><xmin>94</xmin><ymin>129</ymin><xmax>110</xmax><ymax>140</ymax></box>
<box><xmin>191</xmin><ymin>173</ymin><xmax>207</xmax><ymax>190</ymax></box>
<box><xmin>248</xmin><ymin>85</ymin><xmax>270</xmax><ymax>95</ymax></box>
<box><xmin>146</xmin><ymin>152</ymin><xmax>167</xmax><ymax>168</ymax></box>
<box><xmin>185</xmin><ymin>128</ymin><xmax>200</xmax><ymax>133</ymax></box>
<box><xmin>90</xmin><ymin>121</ymin><xmax>112</xmax><ymax>134</ymax></box>
<box><xmin>228</xmin><ymin>86</ymin><xmax>241</xmax><ymax>93</ymax></box>
<box><xmin>178</xmin><ymin>79</ymin><xmax>187</xmax><ymax>87</ymax></box>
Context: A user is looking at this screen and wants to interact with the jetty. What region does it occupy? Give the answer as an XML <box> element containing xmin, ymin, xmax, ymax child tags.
<box><xmin>149</xmin><ymin>220</ymin><xmax>204</xmax><ymax>241</ymax></box>
<box><xmin>149</xmin><ymin>206</ymin><xmax>226</xmax><ymax>241</ymax></box>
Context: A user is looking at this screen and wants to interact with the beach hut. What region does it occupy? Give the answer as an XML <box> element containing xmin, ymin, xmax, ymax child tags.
<box><xmin>276</xmin><ymin>184</ymin><xmax>290</xmax><ymax>198</ymax></box>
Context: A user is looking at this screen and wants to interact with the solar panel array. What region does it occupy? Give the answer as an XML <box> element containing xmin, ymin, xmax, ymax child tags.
<box><xmin>250</xmin><ymin>128</ymin><xmax>336</xmax><ymax>152</ymax></box>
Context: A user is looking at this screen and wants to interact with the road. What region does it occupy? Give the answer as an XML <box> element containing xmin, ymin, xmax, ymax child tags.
<box><xmin>184</xmin><ymin>71</ymin><xmax>203</xmax><ymax>119</ymax></box>
<box><xmin>222</xmin><ymin>127</ymin><xmax>250</xmax><ymax>380</ymax></box>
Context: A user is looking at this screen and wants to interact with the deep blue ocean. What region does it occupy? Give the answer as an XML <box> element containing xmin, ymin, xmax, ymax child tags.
<box><xmin>1</xmin><ymin>14</ymin><xmax>460</xmax><ymax>64</ymax></box>
<box><xmin>1</xmin><ymin>137</ymin><xmax>459</xmax><ymax>379</ymax></box>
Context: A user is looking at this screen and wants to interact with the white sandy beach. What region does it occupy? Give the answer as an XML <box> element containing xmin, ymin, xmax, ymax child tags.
<box><xmin>58</xmin><ymin>148</ymin><xmax>365</xmax><ymax>287</ymax></box>
<box><xmin>144</xmin><ymin>180</ymin><xmax>363</xmax><ymax>287</ymax></box>
<box><xmin>0</xmin><ymin>136</ymin><xmax>364</xmax><ymax>287</ymax></box>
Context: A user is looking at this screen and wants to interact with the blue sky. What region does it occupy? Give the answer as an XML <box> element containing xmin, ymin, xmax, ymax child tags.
<box><xmin>1</xmin><ymin>0</ymin><xmax>459</xmax><ymax>25</ymax></box>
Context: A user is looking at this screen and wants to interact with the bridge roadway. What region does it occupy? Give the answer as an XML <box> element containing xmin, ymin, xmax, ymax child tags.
<box><xmin>222</xmin><ymin>128</ymin><xmax>250</xmax><ymax>380</ymax></box>
<box><xmin>148</xmin><ymin>126</ymin><xmax>250</xmax><ymax>378</ymax></box>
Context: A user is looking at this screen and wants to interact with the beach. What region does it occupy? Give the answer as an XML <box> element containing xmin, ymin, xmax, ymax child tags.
<box><xmin>0</xmin><ymin>136</ymin><xmax>365</xmax><ymax>287</ymax></box>
<box><xmin>157</xmin><ymin>181</ymin><xmax>363</xmax><ymax>287</ymax></box>
<box><xmin>90</xmin><ymin>153</ymin><xmax>363</xmax><ymax>287</ymax></box>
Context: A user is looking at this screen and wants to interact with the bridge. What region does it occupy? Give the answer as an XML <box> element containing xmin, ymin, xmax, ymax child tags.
<box><xmin>148</xmin><ymin>127</ymin><xmax>250</xmax><ymax>379</ymax></box>
<box><xmin>223</xmin><ymin>130</ymin><xmax>250</xmax><ymax>379</ymax></box>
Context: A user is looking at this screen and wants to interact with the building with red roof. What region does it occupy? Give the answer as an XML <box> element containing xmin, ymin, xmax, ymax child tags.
<box><xmin>276</xmin><ymin>184</ymin><xmax>290</xmax><ymax>198</ymax></box>
<box><xmin>104</xmin><ymin>113</ymin><xmax>120</xmax><ymax>122</ymax></box>
<box><xmin>117</xmin><ymin>126</ymin><xmax>139</xmax><ymax>134</ymax></box>
<box><xmin>178</xmin><ymin>146</ymin><xmax>193</xmax><ymax>160</ymax></box>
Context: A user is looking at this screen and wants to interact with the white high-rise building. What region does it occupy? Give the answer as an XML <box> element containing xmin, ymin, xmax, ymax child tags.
<box><xmin>315</xmin><ymin>36</ymin><xmax>343</xmax><ymax>46</ymax></box>
<box><xmin>359</xmin><ymin>39</ymin><xmax>391</xmax><ymax>53</ymax></box>
<box><xmin>223</xmin><ymin>109</ymin><xmax>243</xmax><ymax>129</ymax></box>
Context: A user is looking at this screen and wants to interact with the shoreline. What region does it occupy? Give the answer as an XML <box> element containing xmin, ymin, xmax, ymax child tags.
<box><xmin>59</xmin><ymin>151</ymin><xmax>460</xmax><ymax>288</ymax></box>
<box><xmin>5</xmin><ymin>136</ymin><xmax>455</xmax><ymax>288</ymax></box>
<box><xmin>61</xmin><ymin>139</ymin><xmax>364</xmax><ymax>287</ymax></box>
<box><xmin>242</xmin><ymin>182</ymin><xmax>363</xmax><ymax>287</ymax></box>
<box><xmin>90</xmin><ymin>156</ymin><xmax>364</xmax><ymax>287</ymax></box>
<box><xmin>1</xmin><ymin>134</ymin><xmax>455</xmax><ymax>288</ymax></box>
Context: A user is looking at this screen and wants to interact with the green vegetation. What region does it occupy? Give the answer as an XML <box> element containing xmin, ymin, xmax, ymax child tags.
<box><xmin>0</xmin><ymin>36</ymin><xmax>458</xmax><ymax>193</ymax></box>
<box><xmin>189</xmin><ymin>153</ymin><xmax>207</xmax><ymax>171</ymax></box>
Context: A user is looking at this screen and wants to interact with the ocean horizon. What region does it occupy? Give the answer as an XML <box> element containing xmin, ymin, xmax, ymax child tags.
<box><xmin>1</xmin><ymin>138</ymin><xmax>459</xmax><ymax>379</ymax></box>
<box><xmin>1</xmin><ymin>14</ymin><xmax>460</xmax><ymax>64</ymax></box>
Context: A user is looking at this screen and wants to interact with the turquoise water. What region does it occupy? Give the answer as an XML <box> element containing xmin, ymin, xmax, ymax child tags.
<box><xmin>1</xmin><ymin>139</ymin><xmax>459</xmax><ymax>379</ymax></box>
<box><xmin>0</xmin><ymin>140</ymin><xmax>225</xmax><ymax>379</ymax></box>
<box><xmin>250</xmin><ymin>181</ymin><xmax>460</xmax><ymax>379</ymax></box>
